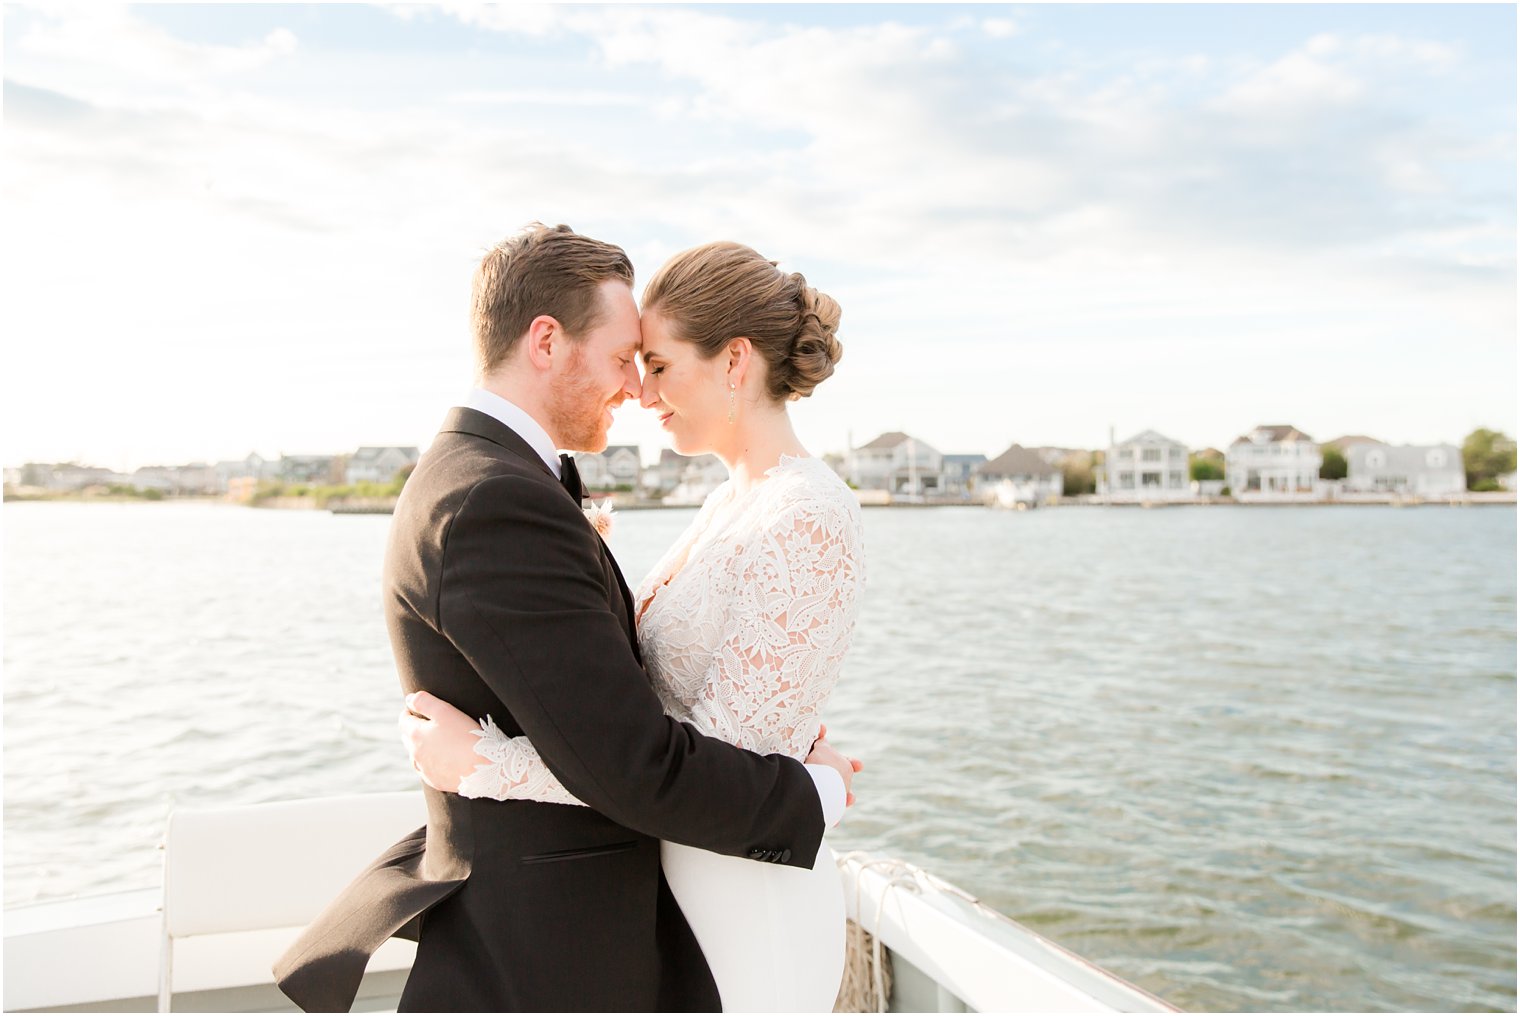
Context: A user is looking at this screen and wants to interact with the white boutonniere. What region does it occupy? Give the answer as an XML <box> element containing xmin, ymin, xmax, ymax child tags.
<box><xmin>583</xmin><ymin>498</ymin><xmax>615</xmax><ymax>537</ymax></box>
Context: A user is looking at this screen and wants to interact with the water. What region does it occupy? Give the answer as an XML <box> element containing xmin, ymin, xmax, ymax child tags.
<box><xmin>3</xmin><ymin>500</ymin><xmax>1514</xmax><ymax>1011</ymax></box>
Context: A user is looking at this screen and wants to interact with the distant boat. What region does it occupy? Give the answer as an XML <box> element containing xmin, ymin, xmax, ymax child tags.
<box><xmin>989</xmin><ymin>479</ymin><xmax>1040</xmax><ymax>510</ymax></box>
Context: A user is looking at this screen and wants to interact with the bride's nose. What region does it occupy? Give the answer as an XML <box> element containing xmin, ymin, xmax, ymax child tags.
<box><xmin>640</xmin><ymin>382</ymin><xmax>660</xmax><ymax>410</ymax></box>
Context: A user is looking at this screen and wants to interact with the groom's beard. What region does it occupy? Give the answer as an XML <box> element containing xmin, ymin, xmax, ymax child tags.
<box><xmin>548</xmin><ymin>347</ymin><xmax>615</xmax><ymax>452</ymax></box>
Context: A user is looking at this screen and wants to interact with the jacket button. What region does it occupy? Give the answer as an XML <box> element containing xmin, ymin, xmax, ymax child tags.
<box><xmin>747</xmin><ymin>848</ymin><xmax>765</xmax><ymax>859</ymax></box>
<box><xmin>780</xmin><ymin>849</ymin><xmax>792</xmax><ymax>863</ymax></box>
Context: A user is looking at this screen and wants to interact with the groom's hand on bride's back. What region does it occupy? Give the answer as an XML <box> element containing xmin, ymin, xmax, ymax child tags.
<box><xmin>805</xmin><ymin>723</ymin><xmax>863</xmax><ymax>807</ymax></box>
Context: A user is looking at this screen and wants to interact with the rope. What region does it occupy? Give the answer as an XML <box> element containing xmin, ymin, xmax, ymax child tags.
<box><xmin>832</xmin><ymin>852</ymin><xmax>939</xmax><ymax>1012</ymax></box>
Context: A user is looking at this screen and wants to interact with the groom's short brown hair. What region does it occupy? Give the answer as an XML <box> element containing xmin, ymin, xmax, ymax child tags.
<box><xmin>472</xmin><ymin>223</ymin><xmax>635</xmax><ymax>373</ymax></box>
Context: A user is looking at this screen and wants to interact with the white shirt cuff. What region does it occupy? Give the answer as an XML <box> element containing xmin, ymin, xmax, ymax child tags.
<box><xmin>804</xmin><ymin>763</ymin><xmax>846</xmax><ymax>828</ymax></box>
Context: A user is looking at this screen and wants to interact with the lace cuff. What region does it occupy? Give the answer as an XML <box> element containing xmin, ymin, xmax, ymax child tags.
<box><xmin>456</xmin><ymin>716</ymin><xmax>588</xmax><ymax>807</ymax></box>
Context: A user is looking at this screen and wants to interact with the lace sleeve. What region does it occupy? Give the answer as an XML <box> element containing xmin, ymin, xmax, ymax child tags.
<box><xmin>456</xmin><ymin>716</ymin><xmax>588</xmax><ymax>806</ymax></box>
<box><xmin>682</xmin><ymin>496</ymin><xmax>863</xmax><ymax>759</ymax></box>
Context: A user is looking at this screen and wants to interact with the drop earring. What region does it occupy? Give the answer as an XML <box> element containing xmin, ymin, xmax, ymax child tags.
<box><xmin>728</xmin><ymin>383</ymin><xmax>737</xmax><ymax>424</ymax></box>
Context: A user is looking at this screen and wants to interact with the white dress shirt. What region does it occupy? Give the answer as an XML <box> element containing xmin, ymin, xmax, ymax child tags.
<box><xmin>460</xmin><ymin>388</ymin><xmax>561</xmax><ymax>477</ymax></box>
<box><xmin>453</xmin><ymin>390</ymin><xmax>847</xmax><ymax>826</ymax></box>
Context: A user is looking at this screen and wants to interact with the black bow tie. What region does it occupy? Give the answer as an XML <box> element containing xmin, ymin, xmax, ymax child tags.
<box><xmin>559</xmin><ymin>454</ymin><xmax>588</xmax><ymax>503</ymax></box>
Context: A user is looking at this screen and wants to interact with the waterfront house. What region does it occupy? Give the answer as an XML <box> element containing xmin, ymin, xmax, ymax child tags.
<box><xmin>1345</xmin><ymin>443</ymin><xmax>1466</xmax><ymax>497</ymax></box>
<box><xmin>650</xmin><ymin>449</ymin><xmax>685</xmax><ymax>494</ymax></box>
<box><xmin>1322</xmin><ymin>434</ymin><xmax>1381</xmax><ymax>452</ymax></box>
<box><xmin>847</xmin><ymin>432</ymin><xmax>944</xmax><ymax>494</ymax></box>
<box><xmin>278</xmin><ymin>454</ymin><xmax>340</xmax><ymax>485</ymax></box>
<box><xmin>133</xmin><ymin>463</ymin><xmax>218</xmax><ymax>495</ymax></box>
<box><xmin>345</xmin><ymin>446</ymin><xmax>420</xmax><ymax>486</ymax></box>
<box><xmin>213</xmin><ymin>453</ymin><xmax>273</xmax><ymax>493</ymax></box>
<box><xmin>1102</xmin><ymin>430</ymin><xmax>1190</xmax><ymax>502</ymax></box>
<box><xmin>645</xmin><ymin>449</ymin><xmax>727</xmax><ymax>500</ymax></box>
<box><xmin>976</xmin><ymin>444</ymin><xmax>1063</xmax><ymax>505</ymax></box>
<box><xmin>664</xmin><ymin>454</ymin><xmax>730</xmax><ymax>505</ymax></box>
<box><xmin>939</xmin><ymin>454</ymin><xmax>988</xmax><ymax>498</ymax></box>
<box><xmin>1227</xmin><ymin>424</ymin><xmax>1323</xmax><ymax>501</ymax></box>
<box><xmin>22</xmin><ymin>463</ymin><xmax>118</xmax><ymax>492</ymax></box>
<box><xmin>573</xmin><ymin>445</ymin><xmax>642</xmax><ymax>491</ymax></box>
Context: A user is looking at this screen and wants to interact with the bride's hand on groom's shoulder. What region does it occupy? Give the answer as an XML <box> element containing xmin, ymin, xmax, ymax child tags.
<box><xmin>805</xmin><ymin>723</ymin><xmax>864</xmax><ymax>807</ymax></box>
<box><xmin>399</xmin><ymin>690</ymin><xmax>481</xmax><ymax>793</ymax></box>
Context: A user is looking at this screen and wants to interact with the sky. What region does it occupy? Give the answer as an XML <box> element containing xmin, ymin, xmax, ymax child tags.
<box><xmin>3</xmin><ymin>3</ymin><xmax>1515</xmax><ymax>471</ymax></box>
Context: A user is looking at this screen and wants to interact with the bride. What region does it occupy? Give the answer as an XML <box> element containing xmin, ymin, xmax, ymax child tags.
<box><xmin>401</xmin><ymin>240</ymin><xmax>865</xmax><ymax>1012</ymax></box>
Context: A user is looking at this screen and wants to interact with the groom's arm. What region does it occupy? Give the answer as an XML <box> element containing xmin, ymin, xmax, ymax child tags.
<box><xmin>436</xmin><ymin>473</ymin><xmax>827</xmax><ymax>868</ymax></box>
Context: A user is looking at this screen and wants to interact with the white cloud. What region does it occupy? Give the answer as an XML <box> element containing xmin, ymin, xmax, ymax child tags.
<box><xmin>449</xmin><ymin>88</ymin><xmax>642</xmax><ymax>107</ymax></box>
<box><xmin>434</xmin><ymin>1</ymin><xmax>569</xmax><ymax>36</ymax></box>
<box><xmin>14</xmin><ymin>5</ymin><xmax>296</xmax><ymax>93</ymax></box>
<box><xmin>1213</xmin><ymin>47</ymin><xmax>1365</xmax><ymax>114</ymax></box>
<box><xmin>982</xmin><ymin>18</ymin><xmax>1019</xmax><ymax>40</ymax></box>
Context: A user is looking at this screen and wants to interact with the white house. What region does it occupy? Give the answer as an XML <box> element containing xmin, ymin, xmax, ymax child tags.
<box><xmin>1227</xmin><ymin>424</ymin><xmax>1322</xmax><ymax>501</ymax></box>
<box><xmin>976</xmin><ymin>444</ymin><xmax>1063</xmax><ymax>505</ymax></box>
<box><xmin>346</xmin><ymin>446</ymin><xmax>419</xmax><ymax>486</ymax></box>
<box><xmin>1345</xmin><ymin>443</ymin><xmax>1466</xmax><ymax>497</ymax></box>
<box><xmin>1102</xmin><ymin>430</ymin><xmax>1190</xmax><ymax>502</ymax></box>
<box><xmin>573</xmin><ymin>445</ymin><xmax>642</xmax><ymax>491</ymax></box>
<box><xmin>847</xmin><ymin>432</ymin><xmax>943</xmax><ymax>494</ymax></box>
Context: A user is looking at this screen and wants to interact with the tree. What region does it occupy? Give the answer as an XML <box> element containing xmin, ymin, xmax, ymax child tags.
<box><xmin>1463</xmin><ymin>429</ymin><xmax>1517</xmax><ymax>491</ymax></box>
<box><xmin>1319</xmin><ymin>446</ymin><xmax>1347</xmax><ymax>481</ymax></box>
<box><xmin>1189</xmin><ymin>457</ymin><xmax>1225</xmax><ymax>482</ymax></box>
<box><xmin>1061</xmin><ymin>452</ymin><xmax>1096</xmax><ymax>495</ymax></box>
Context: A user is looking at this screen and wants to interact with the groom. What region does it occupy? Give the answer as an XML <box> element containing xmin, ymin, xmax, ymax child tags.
<box><xmin>273</xmin><ymin>224</ymin><xmax>853</xmax><ymax>1012</ymax></box>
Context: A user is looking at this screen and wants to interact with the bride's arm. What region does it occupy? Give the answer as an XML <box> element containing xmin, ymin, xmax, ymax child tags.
<box><xmin>400</xmin><ymin>691</ymin><xmax>587</xmax><ymax>806</ymax></box>
<box><xmin>681</xmin><ymin>497</ymin><xmax>864</xmax><ymax>759</ymax></box>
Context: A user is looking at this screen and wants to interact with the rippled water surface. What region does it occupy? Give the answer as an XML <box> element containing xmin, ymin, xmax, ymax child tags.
<box><xmin>4</xmin><ymin>501</ymin><xmax>1515</xmax><ymax>1011</ymax></box>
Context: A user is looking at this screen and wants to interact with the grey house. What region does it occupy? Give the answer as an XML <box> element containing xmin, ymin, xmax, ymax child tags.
<box><xmin>940</xmin><ymin>454</ymin><xmax>988</xmax><ymax>497</ymax></box>
<box><xmin>573</xmin><ymin>445</ymin><xmax>642</xmax><ymax>491</ymax></box>
<box><xmin>1345</xmin><ymin>443</ymin><xmax>1465</xmax><ymax>496</ymax></box>
<box><xmin>346</xmin><ymin>446</ymin><xmax>420</xmax><ymax>486</ymax></box>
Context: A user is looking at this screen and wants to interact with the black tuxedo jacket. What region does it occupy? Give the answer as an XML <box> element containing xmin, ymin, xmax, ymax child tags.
<box><xmin>273</xmin><ymin>407</ymin><xmax>825</xmax><ymax>1012</ymax></box>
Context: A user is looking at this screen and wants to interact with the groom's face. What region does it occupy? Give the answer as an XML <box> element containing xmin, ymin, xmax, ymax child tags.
<box><xmin>547</xmin><ymin>280</ymin><xmax>643</xmax><ymax>452</ymax></box>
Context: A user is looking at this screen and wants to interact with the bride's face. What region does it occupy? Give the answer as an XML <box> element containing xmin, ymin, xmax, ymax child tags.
<box><xmin>638</xmin><ymin>308</ymin><xmax>730</xmax><ymax>456</ymax></box>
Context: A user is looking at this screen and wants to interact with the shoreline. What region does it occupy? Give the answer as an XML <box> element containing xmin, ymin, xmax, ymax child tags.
<box><xmin>7</xmin><ymin>491</ymin><xmax>1515</xmax><ymax>513</ymax></box>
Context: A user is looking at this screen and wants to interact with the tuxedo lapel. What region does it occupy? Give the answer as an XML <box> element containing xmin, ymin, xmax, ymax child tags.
<box><xmin>440</xmin><ymin>407</ymin><xmax>584</xmax><ymax>505</ymax></box>
<box><xmin>597</xmin><ymin>533</ymin><xmax>642</xmax><ymax>666</ymax></box>
<box><xmin>443</xmin><ymin>406</ymin><xmax>642</xmax><ymax>663</ymax></box>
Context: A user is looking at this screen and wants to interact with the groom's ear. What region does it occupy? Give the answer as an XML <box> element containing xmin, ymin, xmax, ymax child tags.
<box><xmin>522</xmin><ymin>315</ymin><xmax>562</xmax><ymax>372</ymax></box>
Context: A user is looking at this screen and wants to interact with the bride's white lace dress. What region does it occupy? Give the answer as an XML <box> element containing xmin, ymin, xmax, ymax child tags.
<box><xmin>458</xmin><ymin>454</ymin><xmax>864</xmax><ymax>1011</ymax></box>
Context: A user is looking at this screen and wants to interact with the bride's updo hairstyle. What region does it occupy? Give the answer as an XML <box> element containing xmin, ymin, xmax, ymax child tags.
<box><xmin>641</xmin><ymin>242</ymin><xmax>842</xmax><ymax>401</ymax></box>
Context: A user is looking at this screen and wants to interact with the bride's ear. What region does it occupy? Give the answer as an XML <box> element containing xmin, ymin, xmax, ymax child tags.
<box><xmin>725</xmin><ymin>337</ymin><xmax>752</xmax><ymax>385</ymax></box>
